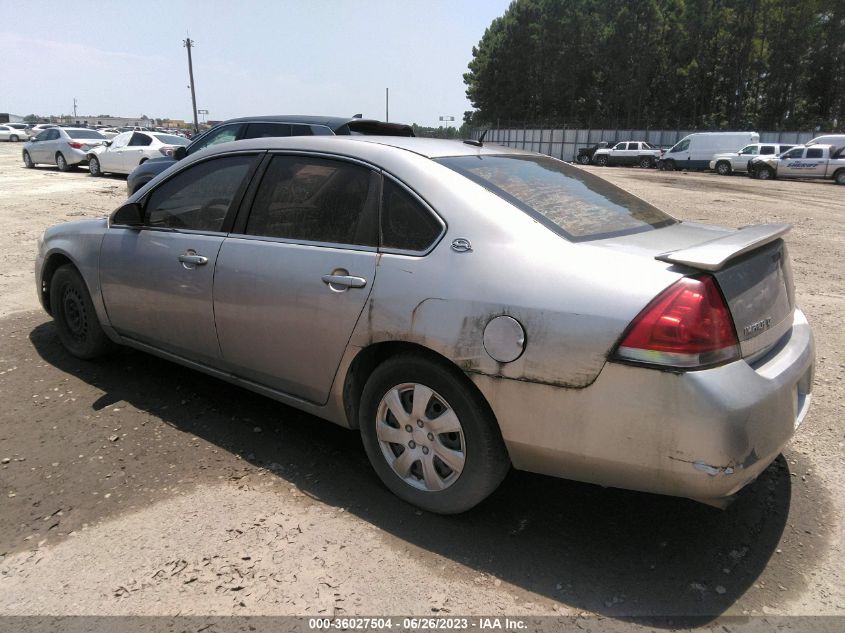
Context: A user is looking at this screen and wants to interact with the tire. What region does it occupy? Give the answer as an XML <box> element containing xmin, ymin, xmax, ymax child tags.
<box><xmin>577</xmin><ymin>154</ymin><xmax>591</xmax><ymax>165</ymax></box>
<box><xmin>88</xmin><ymin>156</ymin><xmax>102</xmax><ymax>177</ymax></box>
<box><xmin>23</xmin><ymin>151</ymin><xmax>34</xmax><ymax>169</ymax></box>
<box><xmin>56</xmin><ymin>153</ymin><xmax>71</xmax><ymax>172</ymax></box>
<box><xmin>661</xmin><ymin>159</ymin><xmax>676</xmax><ymax>171</ymax></box>
<box><xmin>10</xmin><ymin>134</ymin><xmax>19</xmax><ymax>142</ymax></box>
<box><xmin>594</xmin><ymin>154</ymin><xmax>608</xmax><ymax>166</ymax></box>
<box><xmin>359</xmin><ymin>354</ymin><xmax>510</xmax><ymax>514</ymax></box>
<box><xmin>129</xmin><ymin>178</ymin><xmax>151</xmax><ymax>195</ymax></box>
<box><xmin>716</xmin><ymin>161</ymin><xmax>732</xmax><ymax>176</ymax></box>
<box><xmin>49</xmin><ymin>265</ymin><xmax>114</xmax><ymax>360</ymax></box>
<box><xmin>756</xmin><ymin>167</ymin><xmax>773</xmax><ymax>180</ymax></box>
<box><xmin>639</xmin><ymin>156</ymin><xmax>654</xmax><ymax>169</ymax></box>
<box><xmin>834</xmin><ymin>170</ymin><xmax>845</xmax><ymax>185</ymax></box>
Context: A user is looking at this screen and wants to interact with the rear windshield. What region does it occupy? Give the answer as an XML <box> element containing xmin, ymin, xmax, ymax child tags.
<box><xmin>436</xmin><ymin>154</ymin><xmax>676</xmax><ymax>241</ymax></box>
<box><xmin>152</xmin><ymin>133</ymin><xmax>189</xmax><ymax>145</ymax></box>
<box><xmin>67</xmin><ymin>129</ymin><xmax>107</xmax><ymax>140</ymax></box>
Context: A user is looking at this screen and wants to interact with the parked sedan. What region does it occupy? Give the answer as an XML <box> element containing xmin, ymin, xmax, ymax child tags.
<box><xmin>23</xmin><ymin>127</ymin><xmax>107</xmax><ymax>171</ymax></box>
<box><xmin>87</xmin><ymin>131</ymin><xmax>189</xmax><ymax>177</ymax></box>
<box><xmin>126</xmin><ymin>115</ymin><xmax>415</xmax><ymax>195</ymax></box>
<box><xmin>0</xmin><ymin>123</ymin><xmax>30</xmax><ymax>141</ymax></box>
<box><xmin>36</xmin><ymin>136</ymin><xmax>814</xmax><ymax>514</ymax></box>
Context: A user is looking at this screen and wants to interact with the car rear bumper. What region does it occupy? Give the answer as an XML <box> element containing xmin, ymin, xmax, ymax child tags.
<box><xmin>471</xmin><ymin>308</ymin><xmax>814</xmax><ymax>505</ymax></box>
<box><xmin>65</xmin><ymin>147</ymin><xmax>90</xmax><ymax>165</ymax></box>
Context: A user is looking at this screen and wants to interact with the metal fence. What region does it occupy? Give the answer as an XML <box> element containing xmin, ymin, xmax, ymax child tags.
<box><xmin>470</xmin><ymin>127</ymin><xmax>818</xmax><ymax>161</ymax></box>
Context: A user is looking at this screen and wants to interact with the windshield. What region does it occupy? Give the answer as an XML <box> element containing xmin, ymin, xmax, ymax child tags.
<box><xmin>436</xmin><ymin>155</ymin><xmax>676</xmax><ymax>241</ymax></box>
<box><xmin>152</xmin><ymin>133</ymin><xmax>189</xmax><ymax>145</ymax></box>
<box><xmin>67</xmin><ymin>130</ymin><xmax>107</xmax><ymax>140</ymax></box>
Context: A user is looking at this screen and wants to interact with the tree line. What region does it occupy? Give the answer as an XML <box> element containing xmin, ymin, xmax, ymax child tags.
<box><xmin>463</xmin><ymin>0</ymin><xmax>844</xmax><ymax>131</ymax></box>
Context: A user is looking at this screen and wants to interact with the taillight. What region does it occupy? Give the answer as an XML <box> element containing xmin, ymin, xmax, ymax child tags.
<box><xmin>159</xmin><ymin>146</ymin><xmax>175</xmax><ymax>156</ymax></box>
<box><xmin>68</xmin><ymin>141</ymin><xmax>84</xmax><ymax>149</ymax></box>
<box><xmin>614</xmin><ymin>275</ymin><xmax>739</xmax><ymax>369</ymax></box>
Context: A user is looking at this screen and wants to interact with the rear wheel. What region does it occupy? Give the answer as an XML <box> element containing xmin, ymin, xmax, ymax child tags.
<box><xmin>88</xmin><ymin>156</ymin><xmax>102</xmax><ymax>177</ymax></box>
<box><xmin>577</xmin><ymin>154</ymin><xmax>591</xmax><ymax>165</ymax></box>
<box><xmin>359</xmin><ymin>355</ymin><xmax>510</xmax><ymax>514</ymax></box>
<box><xmin>834</xmin><ymin>170</ymin><xmax>845</xmax><ymax>185</ymax></box>
<box><xmin>56</xmin><ymin>153</ymin><xmax>72</xmax><ymax>172</ymax></box>
<box><xmin>49</xmin><ymin>265</ymin><xmax>114</xmax><ymax>359</ymax></box>
<box><xmin>594</xmin><ymin>154</ymin><xmax>608</xmax><ymax>166</ymax></box>
<box><xmin>10</xmin><ymin>134</ymin><xmax>19</xmax><ymax>142</ymax></box>
<box><xmin>716</xmin><ymin>161</ymin><xmax>732</xmax><ymax>176</ymax></box>
<box><xmin>23</xmin><ymin>151</ymin><xmax>34</xmax><ymax>168</ymax></box>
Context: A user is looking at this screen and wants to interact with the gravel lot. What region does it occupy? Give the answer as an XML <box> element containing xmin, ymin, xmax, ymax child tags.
<box><xmin>0</xmin><ymin>141</ymin><xmax>843</xmax><ymax>621</ymax></box>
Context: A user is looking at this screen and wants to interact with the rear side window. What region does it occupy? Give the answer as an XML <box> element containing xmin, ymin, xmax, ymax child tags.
<box><xmin>145</xmin><ymin>155</ymin><xmax>255</xmax><ymax>232</ymax></box>
<box><xmin>128</xmin><ymin>133</ymin><xmax>152</xmax><ymax>147</ymax></box>
<box><xmin>244</xmin><ymin>122</ymin><xmax>291</xmax><ymax>138</ymax></box>
<box><xmin>760</xmin><ymin>146</ymin><xmax>775</xmax><ymax>155</ymax></box>
<box><xmin>381</xmin><ymin>179</ymin><xmax>442</xmax><ymax>252</ymax></box>
<box><xmin>245</xmin><ymin>155</ymin><xmax>378</xmax><ymax>246</ymax></box>
<box><xmin>806</xmin><ymin>148</ymin><xmax>823</xmax><ymax>158</ymax></box>
<box><xmin>436</xmin><ymin>155</ymin><xmax>676</xmax><ymax>242</ymax></box>
<box><xmin>66</xmin><ymin>129</ymin><xmax>106</xmax><ymax>139</ymax></box>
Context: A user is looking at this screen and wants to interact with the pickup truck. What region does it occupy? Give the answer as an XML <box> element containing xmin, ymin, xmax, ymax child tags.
<box><xmin>592</xmin><ymin>141</ymin><xmax>662</xmax><ymax>168</ymax></box>
<box><xmin>575</xmin><ymin>141</ymin><xmax>609</xmax><ymax>164</ymax></box>
<box><xmin>749</xmin><ymin>144</ymin><xmax>845</xmax><ymax>184</ymax></box>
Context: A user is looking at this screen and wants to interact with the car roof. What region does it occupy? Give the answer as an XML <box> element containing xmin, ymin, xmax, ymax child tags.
<box><xmin>207</xmin><ymin>114</ymin><xmax>414</xmax><ymax>135</ymax></box>
<box><xmin>199</xmin><ymin>134</ymin><xmax>533</xmax><ymax>159</ymax></box>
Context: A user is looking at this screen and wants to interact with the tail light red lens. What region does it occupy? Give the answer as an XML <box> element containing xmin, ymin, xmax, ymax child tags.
<box><xmin>159</xmin><ymin>146</ymin><xmax>175</xmax><ymax>156</ymax></box>
<box><xmin>68</xmin><ymin>141</ymin><xmax>84</xmax><ymax>149</ymax></box>
<box><xmin>614</xmin><ymin>275</ymin><xmax>739</xmax><ymax>369</ymax></box>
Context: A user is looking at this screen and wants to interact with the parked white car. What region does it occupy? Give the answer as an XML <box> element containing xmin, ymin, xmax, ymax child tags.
<box><xmin>0</xmin><ymin>123</ymin><xmax>30</xmax><ymax>141</ymax></box>
<box><xmin>87</xmin><ymin>131</ymin><xmax>190</xmax><ymax>176</ymax></box>
<box><xmin>709</xmin><ymin>142</ymin><xmax>796</xmax><ymax>175</ymax></box>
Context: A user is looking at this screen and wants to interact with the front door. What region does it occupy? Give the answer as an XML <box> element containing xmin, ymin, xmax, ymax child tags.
<box><xmin>780</xmin><ymin>147</ymin><xmax>825</xmax><ymax>178</ymax></box>
<box><xmin>214</xmin><ymin>154</ymin><xmax>380</xmax><ymax>404</ymax></box>
<box><xmin>100</xmin><ymin>153</ymin><xmax>260</xmax><ymax>367</ymax></box>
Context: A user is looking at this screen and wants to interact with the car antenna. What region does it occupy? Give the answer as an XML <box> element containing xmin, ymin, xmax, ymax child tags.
<box><xmin>463</xmin><ymin>129</ymin><xmax>488</xmax><ymax>147</ymax></box>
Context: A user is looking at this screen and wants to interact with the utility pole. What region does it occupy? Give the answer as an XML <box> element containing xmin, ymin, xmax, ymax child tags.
<box><xmin>385</xmin><ymin>88</ymin><xmax>389</xmax><ymax>123</ymax></box>
<box><xmin>73</xmin><ymin>98</ymin><xmax>78</xmax><ymax>119</ymax></box>
<box><xmin>183</xmin><ymin>37</ymin><xmax>199</xmax><ymax>133</ymax></box>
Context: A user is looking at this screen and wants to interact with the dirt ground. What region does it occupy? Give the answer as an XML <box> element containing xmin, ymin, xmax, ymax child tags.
<box><xmin>0</xmin><ymin>141</ymin><xmax>843</xmax><ymax>622</ymax></box>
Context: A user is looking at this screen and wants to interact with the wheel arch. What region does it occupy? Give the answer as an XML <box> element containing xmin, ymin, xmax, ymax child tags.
<box><xmin>341</xmin><ymin>340</ymin><xmax>497</xmax><ymax>432</ymax></box>
<box><xmin>40</xmin><ymin>252</ymin><xmax>77</xmax><ymax>315</ymax></box>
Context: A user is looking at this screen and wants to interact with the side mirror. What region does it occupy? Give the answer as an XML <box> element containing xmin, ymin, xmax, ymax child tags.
<box><xmin>173</xmin><ymin>146</ymin><xmax>187</xmax><ymax>160</ymax></box>
<box><xmin>103</xmin><ymin>140</ymin><xmax>112</xmax><ymax>147</ymax></box>
<box><xmin>111</xmin><ymin>202</ymin><xmax>144</xmax><ymax>227</ymax></box>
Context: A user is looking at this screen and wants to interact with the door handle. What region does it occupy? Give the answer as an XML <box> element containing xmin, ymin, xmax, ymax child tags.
<box><xmin>322</xmin><ymin>274</ymin><xmax>367</xmax><ymax>288</ymax></box>
<box><xmin>178</xmin><ymin>253</ymin><xmax>208</xmax><ymax>265</ymax></box>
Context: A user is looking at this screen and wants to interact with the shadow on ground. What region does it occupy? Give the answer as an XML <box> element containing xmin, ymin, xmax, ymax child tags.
<box><xmin>24</xmin><ymin>318</ymin><xmax>830</xmax><ymax>623</ymax></box>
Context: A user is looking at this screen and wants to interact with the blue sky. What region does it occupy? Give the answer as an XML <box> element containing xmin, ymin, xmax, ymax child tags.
<box><xmin>1</xmin><ymin>0</ymin><xmax>512</xmax><ymax>126</ymax></box>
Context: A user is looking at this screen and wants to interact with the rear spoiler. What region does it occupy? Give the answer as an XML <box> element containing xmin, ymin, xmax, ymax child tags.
<box><xmin>655</xmin><ymin>223</ymin><xmax>791</xmax><ymax>271</ymax></box>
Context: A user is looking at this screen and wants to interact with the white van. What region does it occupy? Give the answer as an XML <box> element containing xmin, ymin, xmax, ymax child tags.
<box><xmin>806</xmin><ymin>134</ymin><xmax>845</xmax><ymax>150</ymax></box>
<box><xmin>660</xmin><ymin>132</ymin><xmax>760</xmax><ymax>171</ymax></box>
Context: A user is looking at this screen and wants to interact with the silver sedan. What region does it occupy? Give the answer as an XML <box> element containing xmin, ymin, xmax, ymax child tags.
<box><xmin>35</xmin><ymin>136</ymin><xmax>815</xmax><ymax>513</ymax></box>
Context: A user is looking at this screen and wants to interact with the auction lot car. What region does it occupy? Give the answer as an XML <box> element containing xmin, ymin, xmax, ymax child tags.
<box><xmin>575</xmin><ymin>141</ymin><xmax>609</xmax><ymax>164</ymax></box>
<box><xmin>709</xmin><ymin>142</ymin><xmax>795</xmax><ymax>175</ymax></box>
<box><xmin>592</xmin><ymin>141</ymin><xmax>661</xmax><ymax>168</ymax></box>
<box><xmin>0</xmin><ymin>123</ymin><xmax>30</xmax><ymax>141</ymax></box>
<box><xmin>35</xmin><ymin>136</ymin><xmax>814</xmax><ymax>513</ymax></box>
<box><xmin>126</xmin><ymin>115</ymin><xmax>415</xmax><ymax>194</ymax></box>
<box><xmin>749</xmin><ymin>144</ymin><xmax>845</xmax><ymax>183</ymax></box>
<box><xmin>87</xmin><ymin>131</ymin><xmax>189</xmax><ymax>176</ymax></box>
<box><xmin>22</xmin><ymin>127</ymin><xmax>108</xmax><ymax>171</ymax></box>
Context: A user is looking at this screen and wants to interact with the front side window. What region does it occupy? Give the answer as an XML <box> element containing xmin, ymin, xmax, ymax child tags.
<box><xmin>613</xmin><ymin>143</ymin><xmax>626</xmax><ymax>150</ymax></box>
<box><xmin>66</xmin><ymin>129</ymin><xmax>107</xmax><ymax>140</ymax></box>
<box><xmin>110</xmin><ymin>132</ymin><xmax>131</xmax><ymax>149</ymax></box>
<box><xmin>187</xmin><ymin>123</ymin><xmax>244</xmax><ymax>155</ymax></box>
<box><xmin>381</xmin><ymin>179</ymin><xmax>442</xmax><ymax>252</ymax></box>
<box><xmin>739</xmin><ymin>145</ymin><xmax>758</xmax><ymax>155</ymax></box>
<box><xmin>436</xmin><ymin>155</ymin><xmax>676</xmax><ymax>242</ymax></box>
<box><xmin>245</xmin><ymin>155</ymin><xmax>377</xmax><ymax>246</ymax></box>
<box><xmin>144</xmin><ymin>155</ymin><xmax>255</xmax><ymax>232</ymax></box>
<box><xmin>670</xmin><ymin>139</ymin><xmax>690</xmax><ymax>153</ymax></box>
<box><xmin>784</xmin><ymin>148</ymin><xmax>804</xmax><ymax>159</ymax></box>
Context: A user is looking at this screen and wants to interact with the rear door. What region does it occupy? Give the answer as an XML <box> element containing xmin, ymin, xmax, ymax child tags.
<box><xmin>100</xmin><ymin>153</ymin><xmax>261</xmax><ymax>367</ymax></box>
<box><xmin>213</xmin><ymin>153</ymin><xmax>379</xmax><ymax>403</ymax></box>
<box><xmin>122</xmin><ymin>132</ymin><xmax>153</xmax><ymax>172</ymax></box>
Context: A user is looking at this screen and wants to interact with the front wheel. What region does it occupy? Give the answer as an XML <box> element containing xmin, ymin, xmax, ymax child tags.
<box><xmin>49</xmin><ymin>265</ymin><xmax>114</xmax><ymax>359</ymax></box>
<box><xmin>594</xmin><ymin>154</ymin><xmax>608</xmax><ymax>166</ymax></box>
<box><xmin>755</xmin><ymin>167</ymin><xmax>773</xmax><ymax>180</ymax></box>
<box><xmin>639</xmin><ymin>156</ymin><xmax>654</xmax><ymax>169</ymax></box>
<box><xmin>716</xmin><ymin>161</ymin><xmax>732</xmax><ymax>176</ymax></box>
<box><xmin>23</xmin><ymin>151</ymin><xmax>34</xmax><ymax>168</ymax></box>
<box><xmin>661</xmin><ymin>159</ymin><xmax>676</xmax><ymax>171</ymax></box>
<box><xmin>88</xmin><ymin>156</ymin><xmax>102</xmax><ymax>177</ymax></box>
<box><xmin>359</xmin><ymin>355</ymin><xmax>510</xmax><ymax>514</ymax></box>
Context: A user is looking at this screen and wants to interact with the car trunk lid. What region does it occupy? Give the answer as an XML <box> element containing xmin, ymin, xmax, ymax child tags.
<box><xmin>595</xmin><ymin>222</ymin><xmax>796</xmax><ymax>361</ymax></box>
